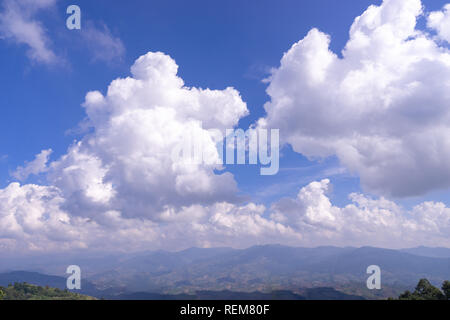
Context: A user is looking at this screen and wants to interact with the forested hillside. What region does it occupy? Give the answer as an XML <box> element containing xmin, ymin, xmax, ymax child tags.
<box><xmin>0</xmin><ymin>283</ymin><xmax>95</xmax><ymax>300</ymax></box>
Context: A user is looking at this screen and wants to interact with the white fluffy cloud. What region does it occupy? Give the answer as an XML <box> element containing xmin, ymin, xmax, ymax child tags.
<box><xmin>428</xmin><ymin>4</ymin><xmax>450</xmax><ymax>43</ymax></box>
<box><xmin>44</xmin><ymin>52</ymin><xmax>247</xmax><ymax>220</ymax></box>
<box><xmin>260</xmin><ymin>0</ymin><xmax>450</xmax><ymax>197</ymax></box>
<box><xmin>2</xmin><ymin>177</ymin><xmax>450</xmax><ymax>253</ymax></box>
<box><xmin>271</xmin><ymin>179</ymin><xmax>450</xmax><ymax>248</ymax></box>
<box><xmin>12</xmin><ymin>149</ymin><xmax>52</xmax><ymax>181</ymax></box>
<box><xmin>2</xmin><ymin>51</ymin><xmax>263</xmax><ymax>252</ymax></box>
<box><xmin>0</xmin><ymin>181</ymin><xmax>301</xmax><ymax>253</ymax></box>
<box><xmin>0</xmin><ymin>182</ymin><xmax>166</xmax><ymax>253</ymax></box>
<box><xmin>2</xmin><ymin>50</ymin><xmax>311</xmax><ymax>253</ymax></box>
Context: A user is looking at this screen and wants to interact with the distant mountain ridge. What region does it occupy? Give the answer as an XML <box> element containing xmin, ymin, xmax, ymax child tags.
<box><xmin>400</xmin><ymin>246</ymin><xmax>450</xmax><ymax>258</ymax></box>
<box><xmin>1</xmin><ymin>245</ymin><xmax>449</xmax><ymax>299</ymax></box>
<box><xmin>107</xmin><ymin>288</ymin><xmax>364</xmax><ymax>300</ymax></box>
<box><xmin>0</xmin><ymin>271</ymin><xmax>365</xmax><ymax>300</ymax></box>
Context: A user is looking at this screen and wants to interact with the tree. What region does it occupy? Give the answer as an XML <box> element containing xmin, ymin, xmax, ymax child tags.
<box><xmin>398</xmin><ymin>279</ymin><xmax>446</xmax><ymax>300</ymax></box>
<box><xmin>0</xmin><ymin>288</ymin><xmax>5</xmax><ymax>300</ymax></box>
<box><xmin>442</xmin><ymin>281</ymin><xmax>450</xmax><ymax>300</ymax></box>
<box><xmin>414</xmin><ymin>279</ymin><xmax>445</xmax><ymax>300</ymax></box>
<box><xmin>398</xmin><ymin>290</ymin><xmax>413</xmax><ymax>300</ymax></box>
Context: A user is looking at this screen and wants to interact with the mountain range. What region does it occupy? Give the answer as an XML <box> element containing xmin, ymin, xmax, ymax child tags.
<box><xmin>1</xmin><ymin>245</ymin><xmax>449</xmax><ymax>299</ymax></box>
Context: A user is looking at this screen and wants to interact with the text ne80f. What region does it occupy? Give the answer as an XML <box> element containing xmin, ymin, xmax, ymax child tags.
<box><xmin>224</xmin><ymin>305</ymin><xmax>270</xmax><ymax>315</ymax></box>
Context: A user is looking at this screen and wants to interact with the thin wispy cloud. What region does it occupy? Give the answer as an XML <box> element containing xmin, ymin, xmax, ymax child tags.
<box><xmin>81</xmin><ymin>21</ymin><xmax>125</xmax><ymax>64</ymax></box>
<box><xmin>0</xmin><ymin>0</ymin><xmax>125</xmax><ymax>66</ymax></box>
<box><xmin>0</xmin><ymin>0</ymin><xmax>59</xmax><ymax>64</ymax></box>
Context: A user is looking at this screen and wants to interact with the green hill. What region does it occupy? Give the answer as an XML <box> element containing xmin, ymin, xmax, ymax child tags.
<box><xmin>0</xmin><ymin>282</ymin><xmax>96</xmax><ymax>300</ymax></box>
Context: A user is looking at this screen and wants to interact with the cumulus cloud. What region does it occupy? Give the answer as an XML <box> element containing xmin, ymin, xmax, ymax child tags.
<box><xmin>0</xmin><ymin>0</ymin><xmax>59</xmax><ymax>64</ymax></box>
<box><xmin>12</xmin><ymin>149</ymin><xmax>52</xmax><ymax>181</ymax></box>
<box><xmin>428</xmin><ymin>4</ymin><xmax>450</xmax><ymax>43</ymax></box>
<box><xmin>260</xmin><ymin>0</ymin><xmax>450</xmax><ymax>197</ymax></box>
<box><xmin>45</xmin><ymin>52</ymin><xmax>248</xmax><ymax>220</ymax></box>
<box><xmin>2</xmin><ymin>178</ymin><xmax>450</xmax><ymax>253</ymax></box>
<box><xmin>0</xmin><ymin>182</ymin><xmax>160</xmax><ymax>252</ymax></box>
<box><xmin>0</xmin><ymin>181</ymin><xmax>301</xmax><ymax>253</ymax></box>
<box><xmin>0</xmin><ymin>50</ymin><xmax>258</xmax><ymax>253</ymax></box>
<box><xmin>270</xmin><ymin>179</ymin><xmax>450</xmax><ymax>248</ymax></box>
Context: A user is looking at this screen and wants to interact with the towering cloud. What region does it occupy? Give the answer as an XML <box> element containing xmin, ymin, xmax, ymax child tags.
<box><xmin>260</xmin><ymin>0</ymin><xmax>450</xmax><ymax>197</ymax></box>
<box><xmin>47</xmin><ymin>52</ymin><xmax>248</xmax><ymax>220</ymax></box>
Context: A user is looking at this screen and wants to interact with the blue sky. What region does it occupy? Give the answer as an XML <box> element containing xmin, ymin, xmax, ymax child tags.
<box><xmin>1</xmin><ymin>0</ymin><xmax>450</xmax><ymax>252</ymax></box>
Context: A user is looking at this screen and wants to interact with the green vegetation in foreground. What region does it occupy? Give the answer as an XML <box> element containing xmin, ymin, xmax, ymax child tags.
<box><xmin>0</xmin><ymin>282</ymin><xmax>96</xmax><ymax>300</ymax></box>
<box><xmin>392</xmin><ymin>279</ymin><xmax>450</xmax><ymax>300</ymax></box>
